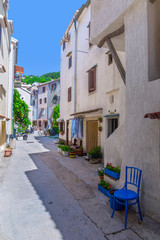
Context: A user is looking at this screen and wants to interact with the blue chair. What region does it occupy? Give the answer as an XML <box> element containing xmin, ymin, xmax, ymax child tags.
<box><xmin>111</xmin><ymin>166</ymin><xmax>143</xmax><ymax>228</ymax></box>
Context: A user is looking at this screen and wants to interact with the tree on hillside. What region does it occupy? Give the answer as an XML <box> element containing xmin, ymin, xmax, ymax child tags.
<box><xmin>42</xmin><ymin>72</ymin><xmax>60</xmax><ymax>79</ymax></box>
<box><xmin>13</xmin><ymin>89</ymin><xmax>31</xmax><ymax>133</ymax></box>
<box><xmin>52</xmin><ymin>104</ymin><xmax>60</xmax><ymax>127</ymax></box>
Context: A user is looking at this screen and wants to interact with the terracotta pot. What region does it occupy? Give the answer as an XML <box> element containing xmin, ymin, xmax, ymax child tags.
<box><xmin>99</xmin><ymin>176</ymin><xmax>104</xmax><ymax>181</ymax></box>
<box><xmin>76</xmin><ymin>149</ymin><xmax>83</xmax><ymax>156</ymax></box>
<box><xmin>4</xmin><ymin>148</ymin><xmax>12</xmax><ymax>157</ymax></box>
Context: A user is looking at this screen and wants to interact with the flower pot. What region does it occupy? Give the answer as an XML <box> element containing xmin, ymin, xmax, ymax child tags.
<box><xmin>4</xmin><ymin>148</ymin><xmax>12</xmax><ymax>157</ymax></box>
<box><xmin>62</xmin><ymin>151</ymin><xmax>69</xmax><ymax>157</ymax></box>
<box><xmin>76</xmin><ymin>149</ymin><xmax>83</xmax><ymax>156</ymax></box>
<box><xmin>104</xmin><ymin>168</ymin><xmax>120</xmax><ymax>180</ymax></box>
<box><xmin>99</xmin><ymin>176</ymin><xmax>104</xmax><ymax>181</ymax></box>
<box><xmin>98</xmin><ymin>184</ymin><xmax>109</xmax><ymax>197</ymax></box>
<box><xmin>69</xmin><ymin>153</ymin><xmax>76</xmax><ymax>158</ymax></box>
<box><xmin>108</xmin><ymin>189</ymin><xmax>124</xmax><ymax>211</ymax></box>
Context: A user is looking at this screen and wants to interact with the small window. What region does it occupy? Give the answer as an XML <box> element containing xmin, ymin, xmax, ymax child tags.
<box><xmin>88</xmin><ymin>67</ymin><xmax>96</xmax><ymax>92</ymax></box>
<box><xmin>33</xmin><ymin>100</ymin><xmax>35</xmax><ymax>106</ymax></box>
<box><xmin>44</xmin><ymin>97</ymin><xmax>47</xmax><ymax>103</ymax></box>
<box><xmin>60</xmin><ymin>121</ymin><xmax>65</xmax><ymax>132</ymax></box>
<box><xmin>108</xmin><ymin>53</ymin><xmax>113</xmax><ymax>65</ymax></box>
<box><xmin>68</xmin><ymin>87</ymin><xmax>71</xmax><ymax>102</ymax></box>
<box><xmin>39</xmin><ymin>121</ymin><xmax>41</xmax><ymax>127</ymax></box>
<box><xmin>42</xmin><ymin>86</ymin><xmax>45</xmax><ymax>93</ymax></box>
<box><xmin>63</xmin><ymin>41</ymin><xmax>66</xmax><ymax>51</ymax></box>
<box><xmin>40</xmin><ymin>99</ymin><xmax>42</xmax><ymax>104</ymax></box>
<box><xmin>69</xmin><ymin>55</ymin><xmax>72</xmax><ymax>69</ymax></box>
<box><xmin>52</xmin><ymin>83</ymin><xmax>56</xmax><ymax>91</ymax></box>
<box><xmin>108</xmin><ymin>118</ymin><xmax>118</xmax><ymax>137</ymax></box>
<box><xmin>44</xmin><ymin>121</ymin><xmax>48</xmax><ymax>128</ymax></box>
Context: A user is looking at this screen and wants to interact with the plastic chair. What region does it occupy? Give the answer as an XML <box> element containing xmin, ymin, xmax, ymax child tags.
<box><xmin>111</xmin><ymin>166</ymin><xmax>143</xmax><ymax>228</ymax></box>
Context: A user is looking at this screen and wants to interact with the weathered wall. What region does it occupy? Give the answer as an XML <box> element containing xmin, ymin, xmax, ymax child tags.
<box><xmin>124</xmin><ymin>0</ymin><xmax>160</xmax><ymax>222</ymax></box>
<box><xmin>90</xmin><ymin>0</ymin><xmax>135</xmax><ymax>45</ymax></box>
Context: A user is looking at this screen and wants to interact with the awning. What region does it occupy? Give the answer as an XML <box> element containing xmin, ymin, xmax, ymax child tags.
<box><xmin>144</xmin><ymin>112</ymin><xmax>160</xmax><ymax>119</ymax></box>
<box><xmin>0</xmin><ymin>115</ymin><xmax>10</xmax><ymax>121</ymax></box>
<box><xmin>104</xmin><ymin>114</ymin><xmax>119</xmax><ymax>118</ymax></box>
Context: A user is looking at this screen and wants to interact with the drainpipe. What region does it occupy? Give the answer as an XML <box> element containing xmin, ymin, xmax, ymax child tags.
<box><xmin>73</xmin><ymin>19</ymin><xmax>77</xmax><ymax>114</ymax></box>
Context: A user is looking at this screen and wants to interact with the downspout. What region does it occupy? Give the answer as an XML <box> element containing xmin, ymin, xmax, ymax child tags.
<box><xmin>73</xmin><ymin>19</ymin><xmax>77</xmax><ymax>114</ymax></box>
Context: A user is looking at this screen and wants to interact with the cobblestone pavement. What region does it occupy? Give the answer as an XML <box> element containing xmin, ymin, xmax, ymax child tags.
<box><xmin>0</xmin><ymin>134</ymin><xmax>159</xmax><ymax>240</ymax></box>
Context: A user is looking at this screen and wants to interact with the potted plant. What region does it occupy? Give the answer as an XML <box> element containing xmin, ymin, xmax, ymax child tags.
<box><xmin>69</xmin><ymin>149</ymin><xmax>76</xmax><ymax>158</ymax></box>
<box><xmin>61</xmin><ymin>145</ymin><xmax>70</xmax><ymax>157</ymax></box>
<box><xmin>89</xmin><ymin>146</ymin><xmax>102</xmax><ymax>164</ymax></box>
<box><xmin>76</xmin><ymin>146</ymin><xmax>83</xmax><ymax>156</ymax></box>
<box><xmin>98</xmin><ymin>117</ymin><xmax>103</xmax><ymax>122</ymax></box>
<box><xmin>59</xmin><ymin>131</ymin><xmax>64</xmax><ymax>135</ymax></box>
<box><xmin>105</xmin><ymin>163</ymin><xmax>121</xmax><ymax>180</ymax></box>
<box><xmin>57</xmin><ymin>144</ymin><xmax>62</xmax><ymax>153</ymax></box>
<box><xmin>108</xmin><ymin>189</ymin><xmax>124</xmax><ymax>211</ymax></box>
<box><xmin>4</xmin><ymin>146</ymin><xmax>12</xmax><ymax>157</ymax></box>
<box><xmin>98</xmin><ymin>126</ymin><xmax>102</xmax><ymax>131</ymax></box>
<box><xmin>98</xmin><ymin>179</ymin><xmax>112</xmax><ymax>197</ymax></box>
<box><xmin>97</xmin><ymin>168</ymin><xmax>104</xmax><ymax>180</ymax></box>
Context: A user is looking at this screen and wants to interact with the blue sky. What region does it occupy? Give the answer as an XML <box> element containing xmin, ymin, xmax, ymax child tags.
<box><xmin>9</xmin><ymin>0</ymin><xmax>85</xmax><ymax>76</ymax></box>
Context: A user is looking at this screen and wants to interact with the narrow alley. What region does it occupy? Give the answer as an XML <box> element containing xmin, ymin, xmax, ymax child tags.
<box><xmin>0</xmin><ymin>134</ymin><xmax>159</xmax><ymax>240</ymax></box>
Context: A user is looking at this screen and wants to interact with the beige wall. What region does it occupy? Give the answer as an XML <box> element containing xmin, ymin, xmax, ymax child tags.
<box><xmin>0</xmin><ymin>1</ymin><xmax>12</xmax><ymax>151</ymax></box>
<box><xmin>90</xmin><ymin>0</ymin><xmax>160</xmax><ymax>222</ymax></box>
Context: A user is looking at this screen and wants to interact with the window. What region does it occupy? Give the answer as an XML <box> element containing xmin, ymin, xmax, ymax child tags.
<box><xmin>108</xmin><ymin>52</ymin><xmax>113</xmax><ymax>65</ymax></box>
<box><xmin>68</xmin><ymin>87</ymin><xmax>71</xmax><ymax>102</ymax></box>
<box><xmin>42</xmin><ymin>86</ymin><xmax>45</xmax><ymax>93</ymax></box>
<box><xmin>33</xmin><ymin>100</ymin><xmax>35</xmax><ymax>106</ymax></box>
<box><xmin>39</xmin><ymin>121</ymin><xmax>41</xmax><ymax>128</ymax></box>
<box><xmin>44</xmin><ymin>121</ymin><xmax>48</xmax><ymax>128</ymax></box>
<box><xmin>44</xmin><ymin>97</ymin><xmax>47</xmax><ymax>103</ymax></box>
<box><xmin>88</xmin><ymin>66</ymin><xmax>96</xmax><ymax>92</ymax></box>
<box><xmin>52</xmin><ymin>83</ymin><xmax>56</xmax><ymax>91</ymax></box>
<box><xmin>63</xmin><ymin>41</ymin><xmax>66</xmax><ymax>51</ymax></box>
<box><xmin>60</xmin><ymin>121</ymin><xmax>65</xmax><ymax>132</ymax></box>
<box><xmin>88</xmin><ymin>22</ymin><xmax>92</xmax><ymax>48</ymax></box>
<box><xmin>69</xmin><ymin>55</ymin><xmax>72</xmax><ymax>69</ymax></box>
<box><xmin>108</xmin><ymin>118</ymin><xmax>118</xmax><ymax>137</ymax></box>
<box><xmin>40</xmin><ymin>98</ymin><xmax>42</xmax><ymax>104</ymax></box>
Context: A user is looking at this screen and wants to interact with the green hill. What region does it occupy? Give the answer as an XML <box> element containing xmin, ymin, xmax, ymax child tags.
<box><xmin>23</xmin><ymin>72</ymin><xmax>60</xmax><ymax>85</ymax></box>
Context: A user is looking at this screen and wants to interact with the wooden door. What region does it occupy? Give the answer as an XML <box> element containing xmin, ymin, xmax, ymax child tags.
<box><xmin>86</xmin><ymin>120</ymin><xmax>98</xmax><ymax>153</ymax></box>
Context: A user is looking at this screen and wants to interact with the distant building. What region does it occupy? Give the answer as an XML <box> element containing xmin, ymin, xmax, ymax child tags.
<box><xmin>30</xmin><ymin>79</ymin><xmax>60</xmax><ymax>129</ymax></box>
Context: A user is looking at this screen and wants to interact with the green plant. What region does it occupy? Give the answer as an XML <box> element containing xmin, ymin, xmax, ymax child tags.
<box><xmin>61</xmin><ymin>145</ymin><xmax>70</xmax><ymax>152</ymax></box>
<box><xmin>97</xmin><ymin>168</ymin><xmax>104</xmax><ymax>176</ymax></box>
<box><xmin>59</xmin><ymin>141</ymin><xmax>64</xmax><ymax>145</ymax></box>
<box><xmin>57</xmin><ymin>145</ymin><xmax>62</xmax><ymax>149</ymax></box>
<box><xmin>106</xmin><ymin>163</ymin><xmax>120</xmax><ymax>173</ymax></box>
<box><xmin>89</xmin><ymin>146</ymin><xmax>102</xmax><ymax>159</ymax></box>
<box><xmin>13</xmin><ymin>89</ymin><xmax>31</xmax><ymax>132</ymax></box>
<box><xmin>98</xmin><ymin>117</ymin><xmax>103</xmax><ymax>122</ymax></box>
<box><xmin>98</xmin><ymin>126</ymin><xmax>102</xmax><ymax>131</ymax></box>
<box><xmin>99</xmin><ymin>179</ymin><xmax>112</xmax><ymax>190</ymax></box>
<box><xmin>52</xmin><ymin>104</ymin><xmax>60</xmax><ymax>128</ymax></box>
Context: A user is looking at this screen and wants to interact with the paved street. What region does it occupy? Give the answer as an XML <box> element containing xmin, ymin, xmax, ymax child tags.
<box><xmin>0</xmin><ymin>134</ymin><xmax>159</xmax><ymax>240</ymax></box>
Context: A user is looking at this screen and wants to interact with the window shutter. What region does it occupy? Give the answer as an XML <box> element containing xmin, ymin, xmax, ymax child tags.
<box><xmin>88</xmin><ymin>67</ymin><xmax>96</xmax><ymax>92</ymax></box>
<box><xmin>68</xmin><ymin>87</ymin><xmax>71</xmax><ymax>102</ymax></box>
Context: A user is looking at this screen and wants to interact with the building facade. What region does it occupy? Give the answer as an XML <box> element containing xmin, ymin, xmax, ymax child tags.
<box><xmin>30</xmin><ymin>79</ymin><xmax>60</xmax><ymax>130</ymax></box>
<box><xmin>0</xmin><ymin>0</ymin><xmax>14</xmax><ymax>152</ymax></box>
<box><xmin>90</xmin><ymin>0</ymin><xmax>160</xmax><ymax>223</ymax></box>
<box><xmin>59</xmin><ymin>0</ymin><xmax>125</xmax><ymax>157</ymax></box>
